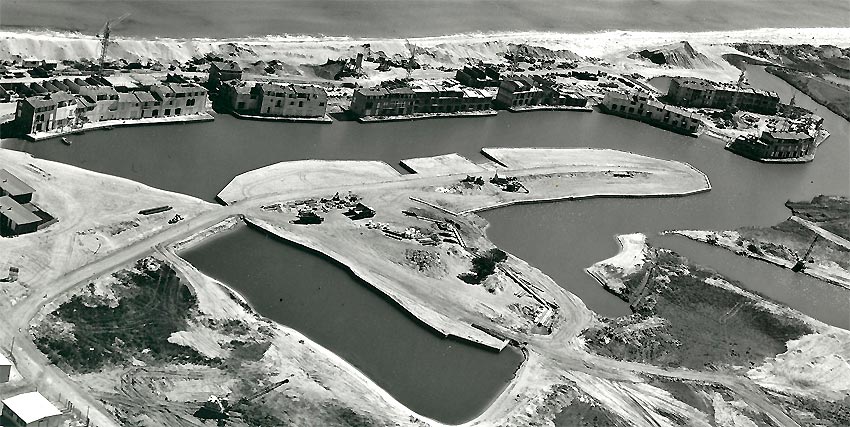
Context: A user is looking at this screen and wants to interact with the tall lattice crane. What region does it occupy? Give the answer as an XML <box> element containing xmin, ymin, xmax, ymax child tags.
<box><xmin>96</xmin><ymin>13</ymin><xmax>131</xmax><ymax>78</ymax></box>
<box><xmin>404</xmin><ymin>39</ymin><xmax>416</xmax><ymax>79</ymax></box>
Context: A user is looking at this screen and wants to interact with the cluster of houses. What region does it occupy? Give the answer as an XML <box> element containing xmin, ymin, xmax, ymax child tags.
<box><xmin>349</xmin><ymin>79</ymin><xmax>494</xmax><ymax>118</ymax></box>
<box><xmin>665</xmin><ymin>76</ymin><xmax>780</xmax><ymax>114</ymax></box>
<box><xmin>495</xmin><ymin>75</ymin><xmax>589</xmax><ymax>110</ymax></box>
<box><xmin>8</xmin><ymin>76</ymin><xmax>209</xmax><ymax>137</ymax></box>
<box><xmin>210</xmin><ymin>61</ymin><xmax>330</xmax><ymax>120</ymax></box>
<box><xmin>600</xmin><ymin>90</ymin><xmax>705</xmax><ymax>136</ymax></box>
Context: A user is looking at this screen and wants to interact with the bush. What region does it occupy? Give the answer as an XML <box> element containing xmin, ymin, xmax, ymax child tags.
<box><xmin>457</xmin><ymin>248</ymin><xmax>508</xmax><ymax>285</ymax></box>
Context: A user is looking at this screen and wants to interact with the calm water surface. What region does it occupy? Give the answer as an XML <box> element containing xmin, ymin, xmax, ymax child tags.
<box><xmin>3</xmin><ymin>0</ymin><xmax>849</xmax><ymax>38</ymax></box>
<box><xmin>180</xmin><ymin>223</ymin><xmax>523</xmax><ymax>424</ymax></box>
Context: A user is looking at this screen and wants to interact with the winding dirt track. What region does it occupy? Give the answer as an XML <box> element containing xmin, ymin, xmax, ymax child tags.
<box><xmin>3</xmin><ymin>161</ymin><xmax>799</xmax><ymax>427</ymax></box>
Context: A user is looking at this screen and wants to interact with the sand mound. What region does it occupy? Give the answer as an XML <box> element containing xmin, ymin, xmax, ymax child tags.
<box><xmin>633</xmin><ymin>41</ymin><xmax>718</xmax><ymax>69</ymax></box>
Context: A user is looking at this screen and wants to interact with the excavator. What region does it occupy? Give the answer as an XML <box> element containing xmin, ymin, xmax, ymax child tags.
<box><xmin>195</xmin><ymin>379</ymin><xmax>290</xmax><ymax>422</ymax></box>
<box><xmin>791</xmin><ymin>235</ymin><xmax>819</xmax><ymax>272</ymax></box>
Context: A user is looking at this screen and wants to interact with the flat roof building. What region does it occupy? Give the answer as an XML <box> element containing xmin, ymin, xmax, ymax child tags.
<box><xmin>0</xmin><ymin>169</ymin><xmax>35</xmax><ymax>204</ymax></box>
<box><xmin>1</xmin><ymin>392</ymin><xmax>62</xmax><ymax>426</ymax></box>
<box><xmin>0</xmin><ymin>195</ymin><xmax>41</xmax><ymax>237</ymax></box>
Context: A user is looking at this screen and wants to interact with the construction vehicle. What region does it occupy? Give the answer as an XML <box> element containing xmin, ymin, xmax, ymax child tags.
<box><xmin>194</xmin><ymin>379</ymin><xmax>290</xmax><ymax>421</ymax></box>
<box><xmin>96</xmin><ymin>13</ymin><xmax>131</xmax><ymax>78</ymax></box>
<box><xmin>791</xmin><ymin>235</ymin><xmax>819</xmax><ymax>272</ymax></box>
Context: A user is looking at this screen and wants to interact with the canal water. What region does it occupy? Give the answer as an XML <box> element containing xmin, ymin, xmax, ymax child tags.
<box><xmin>180</xmin><ymin>223</ymin><xmax>523</xmax><ymax>424</ymax></box>
<box><xmin>3</xmin><ymin>66</ymin><xmax>848</xmax><ymax>419</ymax></box>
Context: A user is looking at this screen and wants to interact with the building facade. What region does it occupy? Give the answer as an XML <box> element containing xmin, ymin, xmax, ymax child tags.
<box><xmin>255</xmin><ymin>83</ymin><xmax>327</xmax><ymax>118</ymax></box>
<box><xmin>13</xmin><ymin>92</ymin><xmax>77</xmax><ymax>134</ymax></box>
<box><xmin>495</xmin><ymin>79</ymin><xmax>545</xmax><ymax>108</ymax></box>
<box><xmin>220</xmin><ymin>80</ymin><xmax>259</xmax><ymax>114</ymax></box>
<box><xmin>133</xmin><ymin>91</ymin><xmax>161</xmax><ymax>118</ymax></box>
<box><xmin>601</xmin><ymin>91</ymin><xmax>704</xmax><ymax>136</ymax></box>
<box><xmin>350</xmin><ymin>87</ymin><xmax>416</xmax><ymax>117</ymax></box>
<box><xmin>666</xmin><ymin>77</ymin><xmax>779</xmax><ymax>114</ymax></box>
<box><xmin>208</xmin><ymin>61</ymin><xmax>243</xmax><ymax>88</ymax></box>
<box><xmin>726</xmin><ymin>130</ymin><xmax>817</xmax><ymax>162</ymax></box>
<box><xmin>151</xmin><ymin>83</ymin><xmax>208</xmax><ymax>117</ymax></box>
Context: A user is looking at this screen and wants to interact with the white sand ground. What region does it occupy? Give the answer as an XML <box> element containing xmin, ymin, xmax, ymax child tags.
<box><xmin>2</xmin><ymin>28</ymin><xmax>848</xmax><ymax>85</ymax></box>
<box><xmin>400</xmin><ymin>153</ymin><xmax>487</xmax><ymax>176</ymax></box>
<box><xmin>217</xmin><ymin>159</ymin><xmax>400</xmax><ymax>204</ymax></box>
<box><xmin>584</xmin><ymin>233</ymin><xmax>650</xmax><ymax>295</ymax></box>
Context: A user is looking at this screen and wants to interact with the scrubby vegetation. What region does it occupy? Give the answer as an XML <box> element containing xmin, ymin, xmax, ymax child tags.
<box><xmin>34</xmin><ymin>258</ymin><xmax>210</xmax><ymax>373</ymax></box>
<box><xmin>767</xmin><ymin>391</ymin><xmax>850</xmax><ymax>427</ymax></box>
<box><xmin>584</xmin><ymin>249</ymin><xmax>813</xmax><ymax>370</ymax></box>
<box><xmin>458</xmin><ymin>248</ymin><xmax>508</xmax><ymax>284</ymax></box>
<box><xmin>553</xmin><ymin>399</ymin><xmax>623</xmax><ymax>427</ymax></box>
<box><xmin>786</xmin><ymin>195</ymin><xmax>850</xmax><ymax>240</ymax></box>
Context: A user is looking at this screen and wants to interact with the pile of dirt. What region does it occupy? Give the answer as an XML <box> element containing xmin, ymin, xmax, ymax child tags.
<box><xmin>633</xmin><ymin>41</ymin><xmax>717</xmax><ymax>69</ymax></box>
<box><xmin>507</xmin><ymin>43</ymin><xmax>583</xmax><ymax>63</ymax></box>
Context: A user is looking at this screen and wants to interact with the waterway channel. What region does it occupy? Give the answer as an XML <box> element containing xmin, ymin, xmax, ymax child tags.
<box><xmin>3</xmin><ymin>66</ymin><xmax>848</xmax><ymax>420</ymax></box>
<box><xmin>179</xmin><ymin>223</ymin><xmax>523</xmax><ymax>424</ymax></box>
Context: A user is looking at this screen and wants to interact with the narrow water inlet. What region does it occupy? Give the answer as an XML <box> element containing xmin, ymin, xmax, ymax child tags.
<box><xmin>179</xmin><ymin>222</ymin><xmax>524</xmax><ymax>424</ymax></box>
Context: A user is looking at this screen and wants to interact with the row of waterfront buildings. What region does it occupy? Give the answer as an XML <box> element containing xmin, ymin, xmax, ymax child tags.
<box><xmin>349</xmin><ymin>74</ymin><xmax>588</xmax><ymax>119</ymax></box>
<box><xmin>599</xmin><ymin>76</ymin><xmax>824</xmax><ymax>162</ymax></box>
<box><xmin>8</xmin><ymin>76</ymin><xmax>209</xmax><ymax>137</ymax></box>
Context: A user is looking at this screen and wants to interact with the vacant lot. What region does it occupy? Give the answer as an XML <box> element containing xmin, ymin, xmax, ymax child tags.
<box><xmin>584</xmin><ymin>249</ymin><xmax>813</xmax><ymax>370</ymax></box>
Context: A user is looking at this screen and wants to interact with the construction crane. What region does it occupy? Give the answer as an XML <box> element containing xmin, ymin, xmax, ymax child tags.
<box><xmin>96</xmin><ymin>13</ymin><xmax>131</xmax><ymax>78</ymax></box>
<box><xmin>404</xmin><ymin>39</ymin><xmax>416</xmax><ymax>79</ymax></box>
<box><xmin>792</xmin><ymin>235</ymin><xmax>819</xmax><ymax>272</ymax></box>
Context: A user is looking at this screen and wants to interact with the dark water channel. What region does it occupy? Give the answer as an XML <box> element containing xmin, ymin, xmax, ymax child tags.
<box><xmin>3</xmin><ymin>66</ymin><xmax>849</xmax><ymax>419</ymax></box>
<box><xmin>180</xmin><ymin>223</ymin><xmax>523</xmax><ymax>424</ymax></box>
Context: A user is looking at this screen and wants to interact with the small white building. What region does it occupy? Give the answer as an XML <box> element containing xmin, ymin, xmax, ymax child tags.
<box><xmin>0</xmin><ymin>352</ymin><xmax>10</xmax><ymax>383</ymax></box>
<box><xmin>1</xmin><ymin>392</ymin><xmax>62</xmax><ymax>426</ymax></box>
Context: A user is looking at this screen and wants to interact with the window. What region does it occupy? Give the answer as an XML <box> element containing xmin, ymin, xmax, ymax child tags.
<box><xmin>237</xmin><ymin>102</ymin><xmax>245</xmax><ymax>109</ymax></box>
<box><xmin>298</xmin><ymin>101</ymin><xmax>303</xmax><ymax>107</ymax></box>
<box><xmin>165</xmin><ymin>109</ymin><xmax>171</xmax><ymax>115</ymax></box>
<box><xmin>175</xmin><ymin>108</ymin><xmax>182</xmax><ymax>115</ymax></box>
<box><xmin>319</xmin><ymin>102</ymin><xmax>324</xmax><ymax>106</ymax></box>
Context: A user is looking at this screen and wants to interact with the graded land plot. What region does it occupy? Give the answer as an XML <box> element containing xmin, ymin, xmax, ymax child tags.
<box><xmin>582</xmin><ymin>238</ymin><xmax>818</xmax><ymax>370</ymax></box>
<box><xmin>400</xmin><ymin>153</ymin><xmax>487</xmax><ymax>176</ymax></box>
<box><xmin>0</xmin><ymin>148</ymin><xmax>215</xmax><ymax>308</ymax></box>
<box><xmin>217</xmin><ymin>160</ymin><xmax>401</xmax><ymax>204</ymax></box>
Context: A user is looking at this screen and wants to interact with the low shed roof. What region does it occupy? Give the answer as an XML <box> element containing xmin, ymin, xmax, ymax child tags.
<box><xmin>1</xmin><ymin>392</ymin><xmax>62</xmax><ymax>425</ymax></box>
<box><xmin>0</xmin><ymin>352</ymin><xmax>10</xmax><ymax>366</ymax></box>
<box><xmin>0</xmin><ymin>169</ymin><xmax>35</xmax><ymax>197</ymax></box>
<box><xmin>0</xmin><ymin>196</ymin><xmax>40</xmax><ymax>225</ymax></box>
